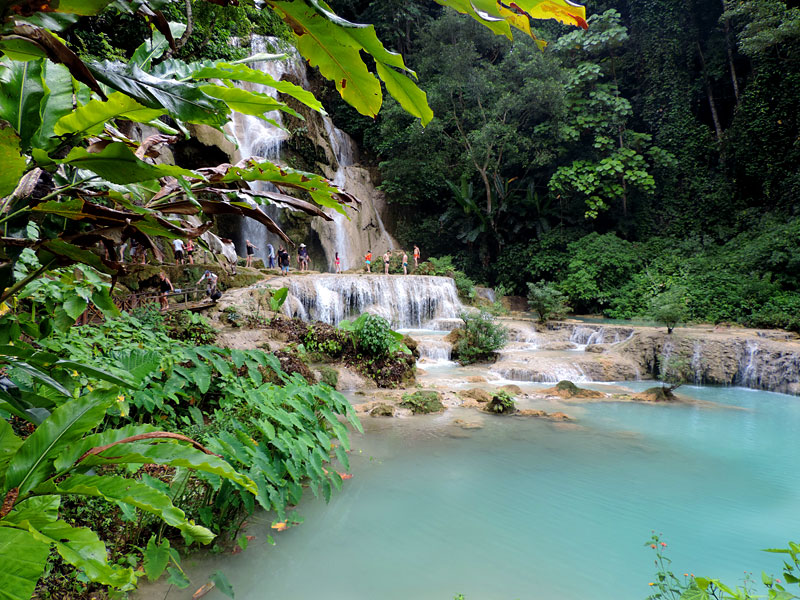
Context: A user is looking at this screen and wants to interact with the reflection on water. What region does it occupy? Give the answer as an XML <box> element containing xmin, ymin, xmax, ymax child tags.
<box><xmin>149</xmin><ymin>386</ymin><xmax>800</xmax><ymax>600</ymax></box>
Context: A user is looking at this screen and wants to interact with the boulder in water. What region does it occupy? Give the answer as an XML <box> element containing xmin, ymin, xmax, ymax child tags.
<box><xmin>541</xmin><ymin>380</ymin><xmax>604</xmax><ymax>399</ymax></box>
<box><xmin>370</xmin><ymin>403</ymin><xmax>396</xmax><ymax>417</ymax></box>
<box><xmin>460</xmin><ymin>388</ymin><xmax>492</xmax><ymax>403</ymax></box>
<box><xmin>499</xmin><ymin>384</ymin><xmax>523</xmax><ymax>395</ymax></box>
<box><xmin>400</xmin><ymin>390</ymin><xmax>444</xmax><ymax>414</ymax></box>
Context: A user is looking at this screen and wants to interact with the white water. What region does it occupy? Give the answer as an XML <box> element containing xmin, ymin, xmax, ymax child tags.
<box><xmin>280</xmin><ymin>275</ymin><xmax>463</xmax><ymax>328</ymax></box>
<box><xmin>225</xmin><ymin>36</ymin><xmax>397</xmax><ymax>269</ymax></box>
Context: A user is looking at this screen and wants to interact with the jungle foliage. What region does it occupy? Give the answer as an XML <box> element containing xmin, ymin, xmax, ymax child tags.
<box><xmin>330</xmin><ymin>0</ymin><xmax>800</xmax><ymax>329</ymax></box>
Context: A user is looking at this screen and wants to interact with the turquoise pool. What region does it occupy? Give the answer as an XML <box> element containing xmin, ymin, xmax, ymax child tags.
<box><xmin>160</xmin><ymin>384</ymin><xmax>800</xmax><ymax>600</ymax></box>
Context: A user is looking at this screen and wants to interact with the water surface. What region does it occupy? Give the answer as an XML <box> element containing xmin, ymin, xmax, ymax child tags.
<box><xmin>160</xmin><ymin>385</ymin><xmax>800</xmax><ymax>600</ymax></box>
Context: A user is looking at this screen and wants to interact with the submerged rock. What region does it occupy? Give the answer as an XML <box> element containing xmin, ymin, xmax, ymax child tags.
<box><xmin>370</xmin><ymin>403</ymin><xmax>396</xmax><ymax>417</ymax></box>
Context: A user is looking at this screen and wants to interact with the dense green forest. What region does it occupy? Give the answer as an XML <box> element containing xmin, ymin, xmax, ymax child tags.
<box><xmin>323</xmin><ymin>0</ymin><xmax>800</xmax><ymax>330</ymax></box>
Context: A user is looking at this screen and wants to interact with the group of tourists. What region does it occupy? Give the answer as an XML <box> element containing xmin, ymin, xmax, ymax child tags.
<box><xmin>263</xmin><ymin>241</ymin><xmax>310</xmax><ymax>275</ymax></box>
<box><xmin>365</xmin><ymin>245</ymin><xmax>420</xmax><ymax>275</ymax></box>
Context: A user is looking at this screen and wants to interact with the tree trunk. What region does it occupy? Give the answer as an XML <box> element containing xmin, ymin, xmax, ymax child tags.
<box><xmin>697</xmin><ymin>43</ymin><xmax>723</xmax><ymax>142</ymax></box>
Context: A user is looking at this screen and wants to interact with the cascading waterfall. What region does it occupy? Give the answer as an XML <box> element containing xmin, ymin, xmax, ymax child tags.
<box><xmin>227</xmin><ymin>37</ymin><xmax>300</xmax><ymax>263</ymax></box>
<box><xmin>280</xmin><ymin>274</ymin><xmax>463</xmax><ymax>328</ymax></box>
<box><xmin>224</xmin><ymin>35</ymin><xmax>397</xmax><ymax>269</ymax></box>
<box><xmin>691</xmin><ymin>340</ymin><xmax>704</xmax><ymax>384</ymax></box>
<box><xmin>416</xmin><ymin>339</ymin><xmax>453</xmax><ymax>362</ymax></box>
<box><xmin>737</xmin><ymin>341</ymin><xmax>761</xmax><ymax>388</ymax></box>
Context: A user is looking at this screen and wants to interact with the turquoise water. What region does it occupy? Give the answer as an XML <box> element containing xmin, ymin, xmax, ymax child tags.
<box><xmin>165</xmin><ymin>385</ymin><xmax>800</xmax><ymax>600</ymax></box>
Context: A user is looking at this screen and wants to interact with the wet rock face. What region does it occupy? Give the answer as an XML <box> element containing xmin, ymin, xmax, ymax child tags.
<box><xmin>618</xmin><ymin>330</ymin><xmax>800</xmax><ymax>394</ymax></box>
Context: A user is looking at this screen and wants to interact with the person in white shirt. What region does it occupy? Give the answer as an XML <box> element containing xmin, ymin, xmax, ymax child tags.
<box><xmin>173</xmin><ymin>238</ymin><xmax>185</xmax><ymax>265</ymax></box>
<box><xmin>196</xmin><ymin>270</ymin><xmax>219</xmax><ymax>299</ymax></box>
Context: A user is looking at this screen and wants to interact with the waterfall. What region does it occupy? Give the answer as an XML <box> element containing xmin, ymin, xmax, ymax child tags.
<box><xmin>691</xmin><ymin>340</ymin><xmax>703</xmax><ymax>384</ymax></box>
<box><xmin>416</xmin><ymin>339</ymin><xmax>453</xmax><ymax>362</ymax></box>
<box><xmin>223</xmin><ymin>36</ymin><xmax>397</xmax><ymax>270</ymax></box>
<box><xmin>280</xmin><ymin>274</ymin><xmax>463</xmax><ymax>328</ymax></box>
<box><xmin>570</xmin><ymin>326</ymin><xmax>605</xmax><ymax>346</ymax></box>
<box><xmin>736</xmin><ymin>341</ymin><xmax>761</xmax><ymax>388</ymax></box>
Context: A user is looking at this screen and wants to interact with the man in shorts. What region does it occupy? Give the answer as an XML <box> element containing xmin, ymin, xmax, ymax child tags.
<box><xmin>173</xmin><ymin>238</ymin><xmax>185</xmax><ymax>265</ymax></box>
<box><xmin>365</xmin><ymin>250</ymin><xmax>372</xmax><ymax>273</ymax></box>
<box><xmin>298</xmin><ymin>243</ymin><xmax>309</xmax><ymax>271</ymax></box>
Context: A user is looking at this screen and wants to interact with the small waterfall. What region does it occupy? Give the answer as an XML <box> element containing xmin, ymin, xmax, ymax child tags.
<box><xmin>490</xmin><ymin>363</ymin><xmax>589</xmax><ymax>383</ymax></box>
<box><xmin>691</xmin><ymin>341</ymin><xmax>703</xmax><ymax>384</ymax></box>
<box><xmin>417</xmin><ymin>339</ymin><xmax>453</xmax><ymax>362</ymax></box>
<box><xmin>570</xmin><ymin>326</ymin><xmax>604</xmax><ymax>346</ymax></box>
<box><xmin>280</xmin><ymin>275</ymin><xmax>463</xmax><ymax>328</ymax></box>
<box><xmin>737</xmin><ymin>341</ymin><xmax>761</xmax><ymax>388</ymax></box>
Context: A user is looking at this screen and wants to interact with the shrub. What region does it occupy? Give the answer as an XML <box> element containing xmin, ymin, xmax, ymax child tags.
<box><xmin>338</xmin><ymin>314</ymin><xmax>409</xmax><ymax>358</ymax></box>
<box><xmin>484</xmin><ymin>390</ymin><xmax>516</xmax><ymax>414</ymax></box>
<box><xmin>355</xmin><ymin>314</ymin><xmax>394</xmax><ymax>356</ymax></box>
<box><xmin>452</xmin><ymin>311</ymin><xmax>508</xmax><ymax>364</ymax></box>
<box><xmin>400</xmin><ymin>390</ymin><xmax>444</xmax><ymax>414</ymax></box>
<box><xmin>318</xmin><ymin>366</ymin><xmax>339</xmax><ymax>387</ymax></box>
<box><xmin>527</xmin><ymin>280</ymin><xmax>571</xmax><ymax>323</ymax></box>
<box><xmin>453</xmin><ymin>270</ymin><xmax>476</xmax><ymax>301</ymax></box>
<box><xmin>163</xmin><ymin>310</ymin><xmax>218</xmax><ymax>344</ymax></box>
<box><xmin>649</xmin><ymin>287</ymin><xmax>689</xmax><ymax>334</ymax></box>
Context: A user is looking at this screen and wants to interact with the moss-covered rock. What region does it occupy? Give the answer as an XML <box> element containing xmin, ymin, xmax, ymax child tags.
<box><xmin>541</xmin><ymin>380</ymin><xmax>604</xmax><ymax>399</ymax></box>
<box><xmin>318</xmin><ymin>365</ymin><xmax>339</xmax><ymax>388</ymax></box>
<box><xmin>400</xmin><ymin>390</ymin><xmax>444</xmax><ymax>414</ymax></box>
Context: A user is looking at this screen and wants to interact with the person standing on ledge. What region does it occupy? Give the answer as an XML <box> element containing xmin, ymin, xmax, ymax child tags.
<box><xmin>185</xmin><ymin>238</ymin><xmax>194</xmax><ymax>265</ymax></box>
<box><xmin>413</xmin><ymin>245</ymin><xmax>420</xmax><ymax>268</ymax></box>
<box><xmin>402</xmin><ymin>251</ymin><xmax>408</xmax><ymax>275</ymax></box>
<box><xmin>173</xmin><ymin>238</ymin><xmax>185</xmax><ymax>265</ymax></box>
<box><xmin>245</xmin><ymin>239</ymin><xmax>258</xmax><ymax>268</ymax></box>
<box><xmin>267</xmin><ymin>242</ymin><xmax>275</xmax><ymax>269</ymax></box>
<box><xmin>365</xmin><ymin>250</ymin><xmax>372</xmax><ymax>273</ymax></box>
<box><xmin>158</xmin><ymin>271</ymin><xmax>173</xmax><ymax>311</ymax></box>
<box><xmin>298</xmin><ymin>243</ymin><xmax>309</xmax><ymax>271</ymax></box>
<box><xmin>383</xmin><ymin>250</ymin><xmax>391</xmax><ymax>274</ymax></box>
<box><xmin>278</xmin><ymin>246</ymin><xmax>290</xmax><ymax>276</ymax></box>
<box><xmin>335</xmin><ymin>251</ymin><xmax>341</xmax><ymax>273</ymax></box>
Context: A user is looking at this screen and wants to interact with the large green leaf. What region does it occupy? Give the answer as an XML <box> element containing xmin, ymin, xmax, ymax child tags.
<box><xmin>218</xmin><ymin>160</ymin><xmax>351</xmax><ymax>211</ymax></box>
<box><xmin>0</xmin><ymin>58</ymin><xmax>44</xmax><ymax>149</ymax></box>
<box><xmin>4</xmin><ymin>391</ymin><xmax>113</xmax><ymax>495</ymax></box>
<box><xmin>44</xmin><ymin>474</ymin><xmax>215</xmax><ymax>543</ymax></box>
<box><xmin>52</xmin><ymin>423</ymin><xmax>160</xmax><ymax>472</ymax></box>
<box><xmin>25</xmin><ymin>520</ymin><xmax>136</xmax><ymax>588</ymax></box>
<box><xmin>199</xmin><ymin>84</ymin><xmax>301</xmax><ymax>119</ymax></box>
<box><xmin>87</xmin><ymin>61</ymin><xmax>228</xmax><ymax>127</ymax></box>
<box><xmin>58</xmin><ymin>142</ymin><xmax>198</xmax><ymax>184</ymax></box>
<box><xmin>375</xmin><ymin>62</ymin><xmax>433</xmax><ymax>127</ymax></box>
<box><xmin>143</xmin><ymin>536</ymin><xmax>170</xmax><ymax>581</ymax></box>
<box><xmin>0</xmin><ymin>420</ymin><xmax>22</xmax><ymax>486</ymax></box>
<box><xmin>191</xmin><ymin>63</ymin><xmax>324</xmax><ymax>113</ymax></box>
<box><xmin>272</xmin><ymin>1</ymin><xmax>382</xmax><ymax>118</ymax></box>
<box><xmin>0</xmin><ymin>527</ymin><xmax>50</xmax><ymax>600</ymax></box>
<box><xmin>54</xmin><ymin>92</ymin><xmax>166</xmax><ymax>136</ymax></box>
<box><xmin>0</xmin><ymin>125</ymin><xmax>27</xmax><ymax>198</ymax></box>
<box><xmin>30</xmin><ymin>61</ymin><xmax>73</xmax><ymax>150</ymax></box>
<box><xmin>82</xmin><ymin>441</ymin><xmax>257</xmax><ymax>494</ymax></box>
<box><xmin>2</xmin><ymin>496</ymin><xmax>59</xmax><ymax>529</ymax></box>
<box><xmin>130</xmin><ymin>22</ymin><xmax>186</xmax><ymax>71</ymax></box>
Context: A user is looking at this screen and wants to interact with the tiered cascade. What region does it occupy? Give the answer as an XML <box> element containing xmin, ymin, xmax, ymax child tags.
<box><xmin>280</xmin><ymin>274</ymin><xmax>463</xmax><ymax>328</ymax></box>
